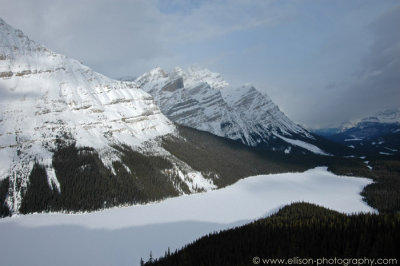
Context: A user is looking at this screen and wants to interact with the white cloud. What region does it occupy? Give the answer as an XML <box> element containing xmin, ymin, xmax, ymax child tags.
<box><xmin>0</xmin><ymin>0</ymin><xmax>292</xmax><ymax>76</ymax></box>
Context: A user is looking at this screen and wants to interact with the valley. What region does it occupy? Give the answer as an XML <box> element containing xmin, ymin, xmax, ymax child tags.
<box><xmin>0</xmin><ymin>11</ymin><xmax>399</xmax><ymax>266</ymax></box>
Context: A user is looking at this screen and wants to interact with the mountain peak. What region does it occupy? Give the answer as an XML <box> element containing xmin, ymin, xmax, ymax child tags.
<box><xmin>0</xmin><ymin>17</ymin><xmax>47</xmax><ymax>57</ymax></box>
<box><xmin>136</xmin><ymin>66</ymin><xmax>318</xmax><ymax>152</ymax></box>
<box><xmin>361</xmin><ymin>108</ymin><xmax>400</xmax><ymax>124</ymax></box>
<box><xmin>173</xmin><ymin>66</ymin><xmax>185</xmax><ymax>74</ymax></box>
<box><xmin>149</xmin><ymin>66</ymin><xmax>167</xmax><ymax>76</ymax></box>
<box><xmin>184</xmin><ymin>66</ymin><xmax>229</xmax><ymax>89</ymax></box>
<box><xmin>0</xmin><ymin>17</ymin><xmax>11</xmax><ymax>30</ymax></box>
<box><xmin>0</xmin><ymin>18</ymin><xmax>177</xmax><ymax>213</ymax></box>
<box><xmin>340</xmin><ymin>108</ymin><xmax>400</xmax><ymax>130</ymax></box>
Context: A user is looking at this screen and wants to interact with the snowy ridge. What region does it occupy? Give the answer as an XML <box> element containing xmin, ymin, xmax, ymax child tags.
<box><xmin>0</xmin><ymin>18</ymin><xmax>215</xmax><ymax>213</ymax></box>
<box><xmin>361</xmin><ymin>108</ymin><xmax>400</xmax><ymax>124</ymax></box>
<box><xmin>340</xmin><ymin>108</ymin><xmax>400</xmax><ymax>131</ymax></box>
<box><xmin>136</xmin><ymin>66</ymin><xmax>324</xmax><ymax>153</ymax></box>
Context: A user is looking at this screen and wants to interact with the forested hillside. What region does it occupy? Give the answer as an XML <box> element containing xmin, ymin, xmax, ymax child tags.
<box><xmin>144</xmin><ymin>203</ymin><xmax>400</xmax><ymax>266</ymax></box>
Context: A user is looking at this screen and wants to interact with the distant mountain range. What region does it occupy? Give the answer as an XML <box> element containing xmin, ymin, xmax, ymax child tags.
<box><xmin>313</xmin><ymin>109</ymin><xmax>400</xmax><ymax>156</ymax></box>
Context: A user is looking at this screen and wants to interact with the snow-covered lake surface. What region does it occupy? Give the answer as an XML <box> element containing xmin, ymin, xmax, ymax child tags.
<box><xmin>0</xmin><ymin>167</ymin><xmax>375</xmax><ymax>266</ymax></box>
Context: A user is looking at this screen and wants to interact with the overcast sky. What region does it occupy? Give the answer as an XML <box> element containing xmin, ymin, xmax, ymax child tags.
<box><xmin>1</xmin><ymin>0</ymin><xmax>399</xmax><ymax>128</ymax></box>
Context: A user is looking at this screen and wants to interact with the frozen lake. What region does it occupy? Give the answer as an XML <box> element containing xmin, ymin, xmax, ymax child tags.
<box><xmin>0</xmin><ymin>167</ymin><xmax>375</xmax><ymax>266</ymax></box>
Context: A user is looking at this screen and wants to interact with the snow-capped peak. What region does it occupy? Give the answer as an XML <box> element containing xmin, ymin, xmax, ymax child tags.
<box><xmin>340</xmin><ymin>108</ymin><xmax>400</xmax><ymax>131</ymax></box>
<box><xmin>0</xmin><ymin>18</ymin><xmax>44</xmax><ymax>55</ymax></box>
<box><xmin>183</xmin><ymin>65</ymin><xmax>229</xmax><ymax>89</ymax></box>
<box><xmin>0</xmin><ymin>18</ymin><xmax>179</xmax><ymax>212</ymax></box>
<box><xmin>361</xmin><ymin>108</ymin><xmax>400</xmax><ymax>124</ymax></box>
<box><xmin>149</xmin><ymin>67</ymin><xmax>168</xmax><ymax>77</ymax></box>
<box><xmin>136</xmin><ymin>66</ymin><xmax>319</xmax><ymax>152</ymax></box>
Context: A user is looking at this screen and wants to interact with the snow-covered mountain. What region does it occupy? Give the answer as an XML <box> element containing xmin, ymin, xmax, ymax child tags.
<box><xmin>135</xmin><ymin>66</ymin><xmax>329</xmax><ymax>155</ymax></box>
<box><xmin>360</xmin><ymin>108</ymin><xmax>400</xmax><ymax>124</ymax></box>
<box><xmin>0</xmin><ymin>17</ymin><xmax>339</xmax><ymax>217</ymax></box>
<box><xmin>0</xmin><ymin>18</ymin><xmax>217</xmax><ymax>215</ymax></box>
<box><xmin>337</xmin><ymin>108</ymin><xmax>400</xmax><ymax>132</ymax></box>
<box><xmin>318</xmin><ymin>108</ymin><xmax>400</xmax><ymax>155</ymax></box>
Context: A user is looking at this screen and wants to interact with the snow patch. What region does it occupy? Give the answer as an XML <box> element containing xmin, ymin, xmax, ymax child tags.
<box><xmin>163</xmin><ymin>164</ymin><xmax>216</xmax><ymax>193</ymax></box>
<box><xmin>344</xmin><ymin>138</ymin><xmax>363</xmax><ymax>141</ymax></box>
<box><xmin>184</xmin><ymin>171</ymin><xmax>216</xmax><ymax>192</ymax></box>
<box><xmin>284</xmin><ymin>146</ymin><xmax>291</xmax><ymax>154</ymax></box>
<box><xmin>275</xmin><ymin>134</ymin><xmax>331</xmax><ymax>156</ymax></box>
<box><xmin>363</xmin><ymin>161</ymin><xmax>373</xmax><ymax>170</ymax></box>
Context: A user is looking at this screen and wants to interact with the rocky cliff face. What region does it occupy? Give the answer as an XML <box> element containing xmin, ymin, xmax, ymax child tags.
<box><xmin>136</xmin><ymin>66</ymin><xmax>327</xmax><ymax>154</ymax></box>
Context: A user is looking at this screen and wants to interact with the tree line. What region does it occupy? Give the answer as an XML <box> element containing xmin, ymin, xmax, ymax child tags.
<box><xmin>144</xmin><ymin>202</ymin><xmax>400</xmax><ymax>266</ymax></box>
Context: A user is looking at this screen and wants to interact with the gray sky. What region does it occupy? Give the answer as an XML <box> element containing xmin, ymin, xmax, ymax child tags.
<box><xmin>1</xmin><ymin>0</ymin><xmax>399</xmax><ymax>128</ymax></box>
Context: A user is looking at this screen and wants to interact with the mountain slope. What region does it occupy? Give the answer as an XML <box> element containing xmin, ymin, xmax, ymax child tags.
<box><xmin>135</xmin><ymin>66</ymin><xmax>330</xmax><ymax>155</ymax></box>
<box><xmin>145</xmin><ymin>203</ymin><xmax>399</xmax><ymax>266</ymax></box>
<box><xmin>0</xmin><ymin>18</ymin><xmax>218</xmax><ymax>215</ymax></box>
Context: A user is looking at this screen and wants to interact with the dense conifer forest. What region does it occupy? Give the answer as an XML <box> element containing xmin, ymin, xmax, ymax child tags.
<box><xmin>358</xmin><ymin>157</ymin><xmax>400</xmax><ymax>213</ymax></box>
<box><xmin>327</xmin><ymin>154</ymin><xmax>400</xmax><ymax>213</ymax></box>
<box><xmin>0</xmin><ymin>177</ymin><xmax>10</xmax><ymax>216</ymax></box>
<box><xmin>144</xmin><ymin>203</ymin><xmax>400</xmax><ymax>266</ymax></box>
<box><xmin>19</xmin><ymin>143</ymin><xmax>182</xmax><ymax>214</ymax></box>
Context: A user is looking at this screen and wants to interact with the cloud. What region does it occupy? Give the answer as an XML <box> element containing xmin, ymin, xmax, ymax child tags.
<box><xmin>0</xmin><ymin>0</ymin><xmax>287</xmax><ymax>78</ymax></box>
<box><xmin>245</xmin><ymin>1</ymin><xmax>400</xmax><ymax>128</ymax></box>
<box><xmin>0</xmin><ymin>0</ymin><xmax>169</xmax><ymax>76</ymax></box>
<box><xmin>158</xmin><ymin>0</ymin><xmax>286</xmax><ymax>43</ymax></box>
<box><xmin>1</xmin><ymin>0</ymin><xmax>399</xmax><ymax>128</ymax></box>
<box><xmin>339</xmin><ymin>5</ymin><xmax>400</xmax><ymax>121</ymax></box>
